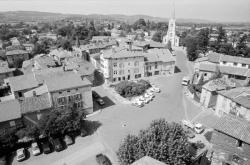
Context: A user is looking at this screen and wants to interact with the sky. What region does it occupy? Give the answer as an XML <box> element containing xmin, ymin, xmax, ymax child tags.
<box><xmin>0</xmin><ymin>0</ymin><xmax>250</xmax><ymax>22</ymax></box>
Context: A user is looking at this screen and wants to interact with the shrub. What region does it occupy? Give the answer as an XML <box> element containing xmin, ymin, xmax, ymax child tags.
<box><xmin>115</xmin><ymin>80</ymin><xmax>151</xmax><ymax>98</ymax></box>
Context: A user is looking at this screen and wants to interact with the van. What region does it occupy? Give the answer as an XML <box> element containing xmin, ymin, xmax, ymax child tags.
<box><xmin>182</xmin><ymin>76</ymin><xmax>190</xmax><ymax>86</ymax></box>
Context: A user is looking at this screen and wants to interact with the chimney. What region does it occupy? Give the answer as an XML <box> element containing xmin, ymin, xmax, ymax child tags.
<box><xmin>33</xmin><ymin>91</ymin><xmax>37</xmax><ymax>97</ymax></box>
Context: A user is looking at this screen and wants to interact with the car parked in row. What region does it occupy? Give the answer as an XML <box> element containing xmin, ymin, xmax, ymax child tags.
<box><xmin>31</xmin><ymin>142</ymin><xmax>41</xmax><ymax>156</ymax></box>
<box><xmin>41</xmin><ymin>141</ymin><xmax>53</xmax><ymax>154</ymax></box>
<box><xmin>182</xmin><ymin>120</ymin><xmax>204</xmax><ymax>134</ymax></box>
<box><xmin>64</xmin><ymin>135</ymin><xmax>73</xmax><ymax>146</ymax></box>
<box><xmin>51</xmin><ymin>138</ymin><xmax>64</xmax><ymax>152</ymax></box>
<box><xmin>92</xmin><ymin>91</ymin><xmax>105</xmax><ymax>106</ymax></box>
<box><xmin>16</xmin><ymin>148</ymin><xmax>26</xmax><ymax>162</ymax></box>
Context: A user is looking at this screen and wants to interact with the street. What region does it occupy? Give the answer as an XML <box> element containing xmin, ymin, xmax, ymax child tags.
<box><xmin>12</xmin><ymin>49</ymin><xmax>202</xmax><ymax>165</ymax></box>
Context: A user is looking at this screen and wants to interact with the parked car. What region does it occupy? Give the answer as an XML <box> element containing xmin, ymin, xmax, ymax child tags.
<box><xmin>80</xmin><ymin>128</ymin><xmax>88</xmax><ymax>137</ymax></box>
<box><xmin>182</xmin><ymin>120</ymin><xmax>194</xmax><ymax>129</ymax></box>
<box><xmin>16</xmin><ymin>148</ymin><xmax>26</xmax><ymax>162</ymax></box>
<box><xmin>51</xmin><ymin>138</ymin><xmax>64</xmax><ymax>152</ymax></box>
<box><xmin>31</xmin><ymin>142</ymin><xmax>41</xmax><ymax>156</ymax></box>
<box><xmin>41</xmin><ymin>141</ymin><xmax>52</xmax><ymax>154</ymax></box>
<box><xmin>132</xmin><ymin>100</ymin><xmax>144</xmax><ymax>108</ymax></box>
<box><xmin>96</xmin><ymin>154</ymin><xmax>112</xmax><ymax>165</ymax></box>
<box><xmin>64</xmin><ymin>135</ymin><xmax>73</xmax><ymax>146</ymax></box>
<box><xmin>96</xmin><ymin>98</ymin><xmax>105</xmax><ymax>106</ymax></box>
<box><xmin>0</xmin><ymin>156</ymin><xmax>7</xmax><ymax>165</ymax></box>
<box><xmin>92</xmin><ymin>91</ymin><xmax>100</xmax><ymax>99</ymax></box>
<box><xmin>182</xmin><ymin>76</ymin><xmax>190</xmax><ymax>86</ymax></box>
<box><xmin>194</xmin><ymin>123</ymin><xmax>204</xmax><ymax>134</ymax></box>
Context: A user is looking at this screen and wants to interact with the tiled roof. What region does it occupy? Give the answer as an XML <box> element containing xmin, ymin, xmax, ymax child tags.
<box><xmin>0</xmin><ymin>99</ymin><xmax>21</xmax><ymax>122</ymax></box>
<box><xmin>199</xmin><ymin>63</ymin><xmax>218</xmax><ymax>72</ymax></box>
<box><xmin>211</xmin><ymin>130</ymin><xmax>250</xmax><ymax>162</ymax></box>
<box><xmin>24</xmin><ymin>84</ymin><xmax>49</xmax><ymax>97</ymax></box>
<box><xmin>202</xmin><ymin>77</ymin><xmax>235</xmax><ymax>92</ymax></box>
<box><xmin>102</xmin><ymin>48</ymin><xmax>144</xmax><ymax>59</ymax></box>
<box><xmin>220</xmin><ymin>55</ymin><xmax>250</xmax><ymax>65</ymax></box>
<box><xmin>20</xmin><ymin>93</ymin><xmax>51</xmax><ymax>114</ymax></box>
<box><xmin>214</xmin><ymin>115</ymin><xmax>250</xmax><ymax>144</ymax></box>
<box><xmin>146</xmin><ymin>49</ymin><xmax>175</xmax><ymax>63</ymax></box>
<box><xmin>75</xmin><ymin>62</ymin><xmax>95</xmax><ymax>76</ymax></box>
<box><xmin>8</xmin><ymin>74</ymin><xmax>39</xmax><ymax>92</ymax></box>
<box><xmin>6</xmin><ymin>49</ymin><xmax>28</xmax><ymax>56</ymax></box>
<box><xmin>149</xmin><ymin>41</ymin><xmax>167</xmax><ymax>48</ymax></box>
<box><xmin>44</xmin><ymin>73</ymin><xmax>91</xmax><ymax>92</ymax></box>
<box><xmin>0</xmin><ymin>60</ymin><xmax>15</xmax><ymax>74</ymax></box>
<box><xmin>207</xmin><ymin>52</ymin><xmax>221</xmax><ymax>63</ymax></box>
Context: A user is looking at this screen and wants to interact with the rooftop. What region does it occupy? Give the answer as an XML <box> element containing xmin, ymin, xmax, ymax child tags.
<box><xmin>7</xmin><ymin>74</ymin><xmax>39</xmax><ymax>92</ymax></box>
<box><xmin>146</xmin><ymin>49</ymin><xmax>175</xmax><ymax>63</ymax></box>
<box><xmin>219</xmin><ymin>87</ymin><xmax>250</xmax><ymax>109</ymax></box>
<box><xmin>6</xmin><ymin>49</ymin><xmax>28</xmax><ymax>56</ymax></box>
<box><xmin>20</xmin><ymin>93</ymin><xmax>52</xmax><ymax>114</ymax></box>
<box><xmin>0</xmin><ymin>99</ymin><xmax>21</xmax><ymax>122</ymax></box>
<box><xmin>102</xmin><ymin>48</ymin><xmax>144</xmax><ymax>59</ymax></box>
<box><xmin>44</xmin><ymin>73</ymin><xmax>91</xmax><ymax>92</ymax></box>
<box><xmin>214</xmin><ymin>115</ymin><xmax>250</xmax><ymax>144</ymax></box>
<box><xmin>202</xmin><ymin>77</ymin><xmax>235</xmax><ymax>92</ymax></box>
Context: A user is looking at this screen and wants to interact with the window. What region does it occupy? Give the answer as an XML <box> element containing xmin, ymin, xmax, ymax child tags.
<box><xmin>67</xmin><ymin>90</ymin><xmax>70</xmax><ymax>93</ymax></box>
<box><xmin>18</xmin><ymin>92</ymin><xmax>23</xmax><ymax>97</ymax></box>
<box><xmin>134</xmin><ymin>61</ymin><xmax>139</xmax><ymax>66</ymax></box>
<box><xmin>242</xmin><ymin>64</ymin><xmax>246</xmax><ymax>67</ymax></box>
<box><xmin>119</xmin><ymin>70</ymin><xmax>124</xmax><ymax>75</ymax></box>
<box><xmin>237</xmin><ymin>140</ymin><xmax>243</xmax><ymax>147</ymax></box>
<box><xmin>128</xmin><ymin>75</ymin><xmax>130</xmax><ymax>80</ymax></box>
<box><xmin>137</xmin><ymin>74</ymin><xmax>141</xmax><ymax>78</ymax></box>
<box><xmin>119</xmin><ymin>63</ymin><xmax>124</xmax><ymax>68</ymax></box>
<box><xmin>9</xmin><ymin>121</ymin><xmax>16</xmax><ymax>127</ymax></box>
<box><xmin>57</xmin><ymin>97</ymin><xmax>66</xmax><ymax>105</ymax></box>
<box><xmin>128</xmin><ymin>62</ymin><xmax>130</xmax><ymax>66</ymax></box>
<box><xmin>68</xmin><ymin>95</ymin><xmax>75</xmax><ymax>102</ymax></box>
<box><xmin>154</xmin><ymin>71</ymin><xmax>159</xmax><ymax>75</ymax></box>
<box><xmin>223</xmin><ymin>61</ymin><xmax>227</xmax><ymax>64</ymax></box>
<box><xmin>128</xmin><ymin>70</ymin><xmax>130</xmax><ymax>73</ymax></box>
<box><xmin>113</xmin><ymin>78</ymin><xmax>116</xmax><ymax>82</ymax></box>
<box><xmin>74</xmin><ymin>94</ymin><xmax>82</xmax><ymax>101</ymax></box>
<box><xmin>76</xmin><ymin>101</ymin><xmax>83</xmax><ymax>108</ymax></box>
<box><xmin>59</xmin><ymin>91</ymin><xmax>62</xmax><ymax>94</ymax></box>
<box><xmin>234</xmin><ymin>62</ymin><xmax>238</xmax><ymax>66</ymax></box>
<box><xmin>134</xmin><ymin>68</ymin><xmax>139</xmax><ymax>73</ymax></box>
<box><xmin>123</xmin><ymin>76</ymin><xmax>125</xmax><ymax>80</ymax></box>
<box><xmin>155</xmin><ymin>64</ymin><xmax>158</xmax><ymax>69</ymax></box>
<box><xmin>113</xmin><ymin>63</ymin><xmax>117</xmax><ymax>67</ymax></box>
<box><xmin>118</xmin><ymin>77</ymin><xmax>121</xmax><ymax>81</ymax></box>
<box><xmin>113</xmin><ymin>70</ymin><xmax>118</xmax><ymax>75</ymax></box>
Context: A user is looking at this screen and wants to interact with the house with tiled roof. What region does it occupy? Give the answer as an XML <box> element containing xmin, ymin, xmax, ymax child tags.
<box><xmin>0</xmin><ymin>60</ymin><xmax>15</xmax><ymax>84</ymax></box>
<box><xmin>196</xmin><ymin>52</ymin><xmax>250</xmax><ymax>81</ymax></box>
<box><xmin>215</xmin><ymin>87</ymin><xmax>250</xmax><ymax>121</ymax></box>
<box><xmin>0</xmin><ymin>99</ymin><xmax>23</xmax><ymax>136</ymax></box>
<box><xmin>200</xmin><ymin>77</ymin><xmax>236</xmax><ymax>108</ymax></box>
<box><xmin>20</xmin><ymin>93</ymin><xmax>52</xmax><ymax>126</ymax></box>
<box><xmin>210</xmin><ymin>115</ymin><xmax>250</xmax><ymax>165</ymax></box>
<box><xmin>6</xmin><ymin>49</ymin><xmax>29</xmax><ymax>68</ymax></box>
<box><xmin>5</xmin><ymin>73</ymin><xmax>39</xmax><ymax>99</ymax></box>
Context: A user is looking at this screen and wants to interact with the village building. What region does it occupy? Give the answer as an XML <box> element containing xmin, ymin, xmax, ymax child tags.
<box><xmin>200</xmin><ymin>77</ymin><xmax>235</xmax><ymax>108</ymax></box>
<box><xmin>144</xmin><ymin>49</ymin><xmax>175</xmax><ymax>76</ymax></box>
<box><xmin>215</xmin><ymin>87</ymin><xmax>250</xmax><ymax>121</ymax></box>
<box><xmin>100</xmin><ymin>48</ymin><xmax>145</xmax><ymax>84</ymax></box>
<box><xmin>0</xmin><ymin>60</ymin><xmax>15</xmax><ymax>84</ymax></box>
<box><xmin>6</xmin><ymin>49</ymin><xmax>29</xmax><ymax>68</ymax></box>
<box><xmin>0</xmin><ymin>99</ymin><xmax>23</xmax><ymax>135</ymax></box>
<box><xmin>20</xmin><ymin>93</ymin><xmax>52</xmax><ymax>126</ymax></box>
<box><xmin>210</xmin><ymin>115</ymin><xmax>250</xmax><ymax>165</ymax></box>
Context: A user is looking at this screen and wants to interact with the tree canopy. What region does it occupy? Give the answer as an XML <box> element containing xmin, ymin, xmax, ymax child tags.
<box><xmin>117</xmin><ymin>119</ymin><xmax>191</xmax><ymax>165</ymax></box>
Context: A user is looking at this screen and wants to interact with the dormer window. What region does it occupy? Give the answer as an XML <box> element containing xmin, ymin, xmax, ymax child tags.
<box><xmin>237</xmin><ymin>140</ymin><xmax>243</xmax><ymax>147</ymax></box>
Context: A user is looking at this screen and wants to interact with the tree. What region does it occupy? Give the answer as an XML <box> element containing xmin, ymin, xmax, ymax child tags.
<box><xmin>185</xmin><ymin>36</ymin><xmax>199</xmax><ymax>61</ymax></box>
<box><xmin>235</xmin><ymin>34</ymin><xmax>247</xmax><ymax>56</ymax></box>
<box><xmin>58</xmin><ymin>39</ymin><xmax>73</xmax><ymax>51</ymax></box>
<box><xmin>117</xmin><ymin>119</ymin><xmax>191</xmax><ymax>165</ymax></box>
<box><xmin>133</xmin><ymin>19</ymin><xmax>146</xmax><ymax>30</ymax></box>
<box><xmin>197</xmin><ymin>28</ymin><xmax>209</xmax><ymax>53</ymax></box>
<box><xmin>152</xmin><ymin>31</ymin><xmax>164</xmax><ymax>42</ymax></box>
<box><xmin>217</xmin><ymin>26</ymin><xmax>227</xmax><ymax>44</ymax></box>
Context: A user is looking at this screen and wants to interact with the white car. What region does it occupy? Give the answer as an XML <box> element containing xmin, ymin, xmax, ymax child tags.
<box><xmin>194</xmin><ymin>123</ymin><xmax>204</xmax><ymax>134</ymax></box>
<box><xmin>16</xmin><ymin>148</ymin><xmax>26</xmax><ymax>162</ymax></box>
<box><xmin>31</xmin><ymin>142</ymin><xmax>41</xmax><ymax>156</ymax></box>
<box><xmin>151</xmin><ymin>86</ymin><xmax>161</xmax><ymax>93</ymax></box>
<box><xmin>182</xmin><ymin>120</ymin><xmax>194</xmax><ymax>129</ymax></box>
<box><xmin>182</xmin><ymin>76</ymin><xmax>190</xmax><ymax>86</ymax></box>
